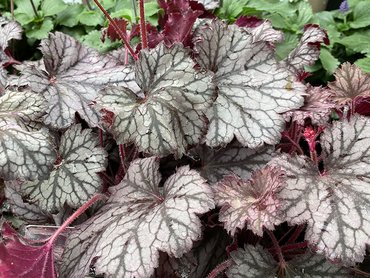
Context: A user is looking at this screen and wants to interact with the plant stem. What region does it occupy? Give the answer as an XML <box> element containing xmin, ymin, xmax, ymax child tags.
<box><xmin>139</xmin><ymin>0</ymin><xmax>148</xmax><ymax>49</ymax></box>
<box><xmin>10</xmin><ymin>0</ymin><xmax>14</xmax><ymax>18</ymax></box>
<box><xmin>131</xmin><ymin>0</ymin><xmax>138</xmax><ymax>23</ymax></box>
<box><xmin>206</xmin><ymin>259</ymin><xmax>233</xmax><ymax>278</ymax></box>
<box><xmin>29</xmin><ymin>0</ymin><xmax>39</xmax><ymax>17</ymax></box>
<box><xmin>266</xmin><ymin>229</ymin><xmax>285</xmax><ymax>264</ymax></box>
<box><xmin>92</xmin><ymin>0</ymin><xmax>138</xmax><ymax>60</ymax></box>
<box><xmin>47</xmin><ymin>194</ymin><xmax>106</xmax><ymax>246</ymax></box>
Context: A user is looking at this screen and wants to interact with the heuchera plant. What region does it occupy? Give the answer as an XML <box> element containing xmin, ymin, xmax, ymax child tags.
<box><xmin>0</xmin><ymin>0</ymin><xmax>370</xmax><ymax>277</ymax></box>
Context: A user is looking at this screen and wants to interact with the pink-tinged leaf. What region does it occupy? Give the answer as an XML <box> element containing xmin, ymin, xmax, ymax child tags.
<box><xmin>0</xmin><ymin>67</ymin><xmax>7</xmax><ymax>93</ymax></box>
<box><xmin>192</xmin><ymin>141</ymin><xmax>275</xmax><ymax>183</ymax></box>
<box><xmin>0</xmin><ymin>17</ymin><xmax>22</xmax><ymax>50</ymax></box>
<box><xmin>270</xmin><ymin>115</ymin><xmax>370</xmax><ymax>265</ymax></box>
<box><xmin>243</xmin><ymin>20</ymin><xmax>284</xmax><ymax>44</ymax></box>
<box><xmin>4</xmin><ymin>181</ymin><xmax>50</xmax><ymax>224</ymax></box>
<box><xmin>22</xmin><ymin>124</ymin><xmax>107</xmax><ymax>212</ymax></box>
<box><xmin>0</xmin><ymin>222</ymin><xmax>56</xmax><ymax>278</ymax></box>
<box><xmin>213</xmin><ymin>166</ymin><xmax>286</xmax><ymax>236</ymax></box>
<box><xmin>17</xmin><ymin>32</ymin><xmax>137</xmax><ymax>128</ymax></box>
<box><xmin>60</xmin><ymin>157</ymin><xmax>215</xmax><ymax>278</ymax></box>
<box><xmin>284</xmin><ymin>24</ymin><xmax>328</xmax><ymax>74</ymax></box>
<box><xmin>328</xmin><ymin>62</ymin><xmax>370</xmax><ymax>106</ymax></box>
<box><xmin>0</xmin><ymin>90</ymin><xmax>56</xmax><ymax>180</ymax></box>
<box><xmin>194</xmin><ymin>20</ymin><xmax>305</xmax><ymax>148</ymax></box>
<box><xmin>235</xmin><ymin>16</ymin><xmax>263</xmax><ymax>28</ymax></box>
<box><xmin>283</xmin><ymin>85</ymin><xmax>336</xmax><ymax>125</ymax></box>
<box><xmin>227</xmin><ymin>245</ymin><xmax>351</xmax><ymax>277</ymax></box>
<box><xmin>98</xmin><ymin>43</ymin><xmax>214</xmax><ymax>158</ymax></box>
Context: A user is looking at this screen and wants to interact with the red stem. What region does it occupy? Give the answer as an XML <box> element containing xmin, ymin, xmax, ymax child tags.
<box><xmin>280</xmin><ymin>241</ymin><xmax>307</xmax><ymax>252</ymax></box>
<box><xmin>99</xmin><ymin>128</ymin><xmax>104</xmax><ymax>147</ymax></box>
<box><xmin>266</xmin><ymin>229</ymin><xmax>285</xmax><ymax>264</ymax></box>
<box><xmin>92</xmin><ymin>0</ymin><xmax>137</xmax><ymax>60</ymax></box>
<box><xmin>47</xmin><ymin>194</ymin><xmax>106</xmax><ymax>246</ymax></box>
<box><xmin>287</xmin><ymin>224</ymin><xmax>305</xmax><ymax>244</ymax></box>
<box><xmin>207</xmin><ymin>259</ymin><xmax>233</xmax><ymax>278</ymax></box>
<box><xmin>119</xmin><ymin>144</ymin><xmax>125</xmax><ymax>167</ymax></box>
<box><xmin>139</xmin><ymin>0</ymin><xmax>148</xmax><ymax>48</ymax></box>
<box><xmin>278</xmin><ymin>225</ymin><xmax>296</xmax><ymax>244</ymax></box>
<box><xmin>282</xmin><ymin>132</ymin><xmax>304</xmax><ymax>155</ymax></box>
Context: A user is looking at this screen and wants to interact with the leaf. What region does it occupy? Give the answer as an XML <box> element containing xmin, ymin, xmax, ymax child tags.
<box><xmin>0</xmin><ymin>67</ymin><xmax>7</xmax><ymax>93</ymax></box>
<box><xmin>22</xmin><ymin>124</ymin><xmax>107</xmax><ymax>212</ymax></box>
<box><xmin>0</xmin><ymin>90</ymin><xmax>56</xmax><ymax>180</ymax></box>
<box><xmin>177</xmin><ymin>228</ymin><xmax>230</xmax><ymax>278</ymax></box>
<box><xmin>328</xmin><ymin>62</ymin><xmax>370</xmax><ymax>105</ymax></box>
<box><xmin>0</xmin><ymin>222</ymin><xmax>57</xmax><ymax>278</ymax></box>
<box><xmin>4</xmin><ymin>181</ymin><xmax>50</xmax><ymax>224</ymax></box>
<box><xmin>98</xmin><ymin>43</ymin><xmax>214</xmax><ymax>157</ymax></box>
<box><xmin>339</xmin><ymin>34</ymin><xmax>370</xmax><ymax>54</ymax></box>
<box><xmin>213</xmin><ymin>166</ymin><xmax>286</xmax><ymax>236</ymax></box>
<box><xmin>41</xmin><ymin>0</ymin><xmax>67</xmax><ymax>17</ymax></box>
<box><xmin>283</xmin><ymin>85</ymin><xmax>335</xmax><ymax>125</ymax></box>
<box><xmin>275</xmin><ymin>32</ymin><xmax>299</xmax><ymax>60</ymax></box>
<box><xmin>196</xmin><ymin>0</ymin><xmax>219</xmax><ymax>9</ymax></box>
<box><xmin>194</xmin><ymin>20</ymin><xmax>306</xmax><ymax>148</ymax></box>
<box><xmin>226</xmin><ymin>245</ymin><xmax>351</xmax><ymax>278</ymax></box>
<box><xmin>350</xmin><ymin>1</ymin><xmax>370</xmax><ymax>29</ymax></box>
<box><xmin>0</xmin><ymin>17</ymin><xmax>22</xmax><ymax>51</ymax></box>
<box><xmin>192</xmin><ymin>141</ymin><xmax>275</xmax><ymax>183</ymax></box>
<box><xmin>319</xmin><ymin>47</ymin><xmax>340</xmax><ymax>75</ymax></box>
<box><xmin>270</xmin><ymin>115</ymin><xmax>370</xmax><ymax>265</ymax></box>
<box><xmin>61</xmin><ymin>157</ymin><xmax>215</xmax><ymax>278</ymax></box>
<box><xmin>17</xmin><ymin>32</ymin><xmax>136</xmax><ymax>128</ymax></box>
<box><xmin>284</xmin><ymin>24</ymin><xmax>329</xmax><ymax>74</ymax></box>
<box><xmin>355</xmin><ymin>57</ymin><xmax>370</xmax><ymax>73</ymax></box>
<box><xmin>78</xmin><ymin>10</ymin><xmax>104</xmax><ymax>26</ymax></box>
<box><xmin>226</xmin><ymin>245</ymin><xmax>276</xmax><ymax>278</ymax></box>
<box><xmin>27</xmin><ymin>19</ymin><xmax>54</xmax><ymax>40</ymax></box>
<box><xmin>286</xmin><ymin>251</ymin><xmax>352</xmax><ymax>277</ymax></box>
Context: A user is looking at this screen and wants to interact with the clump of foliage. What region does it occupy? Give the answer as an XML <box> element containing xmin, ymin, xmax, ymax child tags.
<box><xmin>1</xmin><ymin>0</ymin><xmax>370</xmax><ymax>277</ymax></box>
<box><xmin>215</xmin><ymin>0</ymin><xmax>370</xmax><ymax>83</ymax></box>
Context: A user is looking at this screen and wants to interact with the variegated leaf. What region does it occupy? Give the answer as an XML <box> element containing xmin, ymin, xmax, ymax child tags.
<box><xmin>196</xmin><ymin>0</ymin><xmax>219</xmax><ymax>9</ymax></box>
<box><xmin>192</xmin><ymin>141</ymin><xmax>274</xmax><ymax>183</ymax></box>
<box><xmin>270</xmin><ymin>115</ymin><xmax>370</xmax><ymax>265</ymax></box>
<box><xmin>17</xmin><ymin>32</ymin><xmax>138</xmax><ymax>128</ymax></box>
<box><xmin>98</xmin><ymin>43</ymin><xmax>214</xmax><ymax>157</ymax></box>
<box><xmin>22</xmin><ymin>124</ymin><xmax>107</xmax><ymax>212</ymax></box>
<box><xmin>194</xmin><ymin>20</ymin><xmax>306</xmax><ymax>148</ymax></box>
<box><xmin>61</xmin><ymin>157</ymin><xmax>214</xmax><ymax>278</ymax></box>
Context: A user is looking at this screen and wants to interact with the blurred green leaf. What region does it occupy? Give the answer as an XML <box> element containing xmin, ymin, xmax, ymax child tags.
<box><xmin>319</xmin><ymin>48</ymin><xmax>340</xmax><ymax>75</ymax></box>
<box><xmin>41</xmin><ymin>0</ymin><xmax>67</xmax><ymax>17</ymax></box>
<box><xmin>355</xmin><ymin>57</ymin><xmax>370</xmax><ymax>73</ymax></box>
<box><xmin>350</xmin><ymin>1</ymin><xmax>370</xmax><ymax>29</ymax></box>
<box><xmin>27</xmin><ymin>18</ymin><xmax>54</xmax><ymax>40</ymax></box>
<box><xmin>275</xmin><ymin>32</ymin><xmax>298</xmax><ymax>60</ymax></box>
<box><xmin>55</xmin><ymin>4</ymin><xmax>85</xmax><ymax>27</ymax></box>
<box><xmin>78</xmin><ymin>10</ymin><xmax>104</xmax><ymax>26</ymax></box>
<box><xmin>340</xmin><ymin>34</ymin><xmax>370</xmax><ymax>54</ymax></box>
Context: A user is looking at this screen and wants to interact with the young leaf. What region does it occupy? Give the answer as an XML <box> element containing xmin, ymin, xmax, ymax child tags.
<box><xmin>328</xmin><ymin>62</ymin><xmax>370</xmax><ymax>106</ymax></box>
<box><xmin>61</xmin><ymin>157</ymin><xmax>215</xmax><ymax>278</ymax></box>
<box><xmin>22</xmin><ymin>124</ymin><xmax>107</xmax><ymax>212</ymax></box>
<box><xmin>192</xmin><ymin>141</ymin><xmax>274</xmax><ymax>183</ymax></box>
<box><xmin>226</xmin><ymin>245</ymin><xmax>276</xmax><ymax>278</ymax></box>
<box><xmin>284</xmin><ymin>24</ymin><xmax>329</xmax><ymax>74</ymax></box>
<box><xmin>194</xmin><ymin>20</ymin><xmax>306</xmax><ymax>148</ymax></box>
<box><xmin>227</xmin><ymin>245</ymin><xmax>351</xmax><ymax>277</ymax></box>
<box><xmin>17</xmin><ymin>32</ymin><xmax>137</xmax><ymax>128</ymax></box>
<box><xmin>5</xmin><ymin>181</ymin><xmax>50</xmax><ymax>224</ymax></box>
<box><xmin>0</xmin><ymin>222</ymin><xmax>57</xmax><ymax>278</ymax></box>
<box><xmin>0</xmin><ymin>90</ymin><xmax>55</xmax><ymax>180</ymax></box>
<box><xmin>283</xmin><ymin>85</ymin><xmax>335</xmax><ymax>125</ymax></box>
<box><xmin>98</xmin><ymin>43</ymin><xmax>214</xmax><ymax>157</ymax></box>
<box><xmin>270</xmin><ymin>115</ymin><xmax>370</xmax><ymax>265</ymax></box>
<box><xmin>213</xmin><ymin>166</ymin><xmax>286</xmax><ymax>236</ymax></box>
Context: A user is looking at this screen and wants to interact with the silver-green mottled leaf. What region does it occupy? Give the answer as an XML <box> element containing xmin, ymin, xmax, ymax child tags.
<box><xmin>192</xmin><ymin>141</ymin><xmax>274</xmax><ymax>183</ymax></box>
<box><xmin>22</xmin><ymin>124</ymin><xmax>107</xmax><ymax>212</ymax></box>
<box><xmin>4</xmin><ymin>180</ymin><xmax>49</xmax><ymax>224</ymax></box>
<box><xmin>61</xmin><ymin>157</ymin><xmax>215</xmax><ymax>278</ymax></box>
<box><xmin>0</xmin><ymin>17</ymin><xmax>22</xmax><ymax>50</ymax></box>
<box><xmin>194</xmin><ymin>20</ymin><xmax>305</xmax><ymax>148</ymax></box>
<box><xmin>226</xmin><ymin>245</ymin><xmax>276</xmax><ymax>278</ymax></box>
<box><xmin>98</xmin><ymin>43</ymin><xmax>214</xmax><ymax>157</ymax></box>
<box><xmin>196</xmin><ymin>0</ymin><xmax>219</xmax><ymax>9</ymax></box>
<box><xmin>227</xmin><ymin>245</ymin><xmax>351</xmax><ymax>278</ymax></box>
<box><xmin>0</xmin><ymin>91</ymin><xmax>55</xmax><ymax>180</ymax></box>
<box><xmin>270</xmin><ymin>115</ymin><xmax>370</xmax><ymax>265</ymax></box>
<box><xmin>287</xmin><ymin>251</ymin><xmax>352</xmax><ymax>277</ymax></box>
<box><xmin>17</xmin><ymin>32</ymin><xmax>138</xmax><ymax>128</ymax></box>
